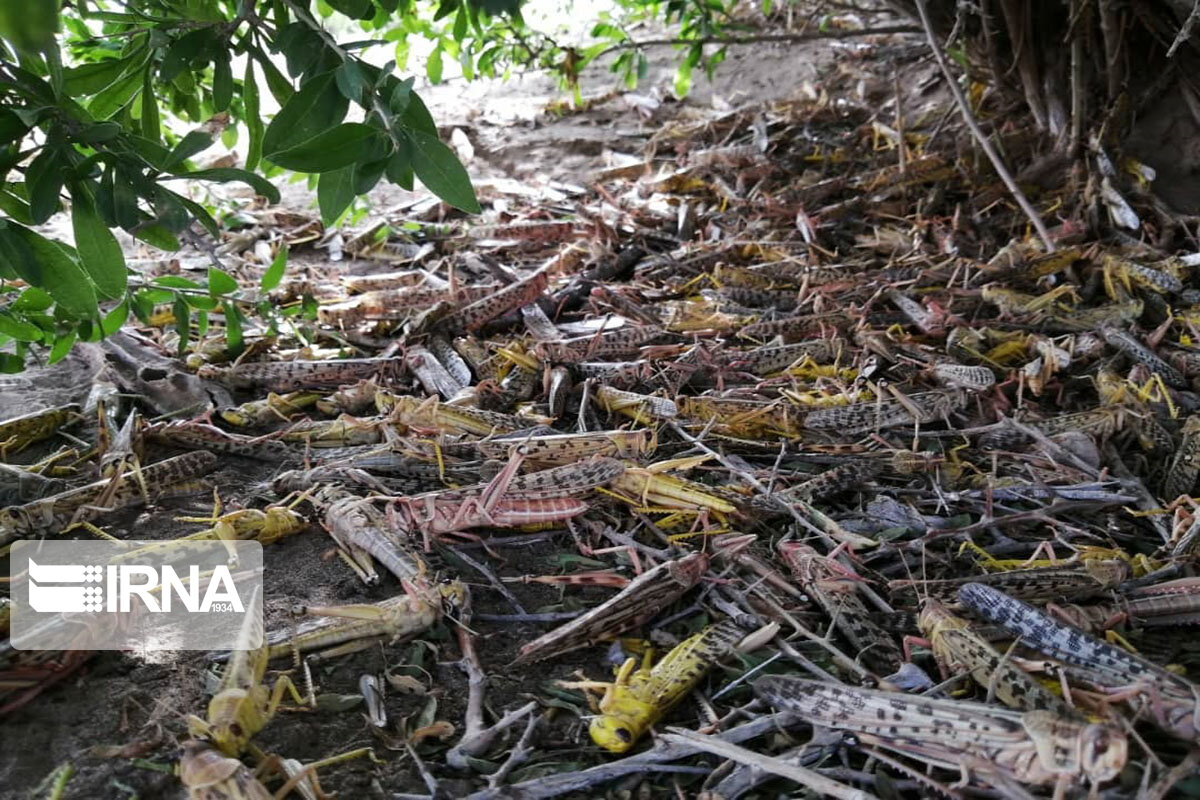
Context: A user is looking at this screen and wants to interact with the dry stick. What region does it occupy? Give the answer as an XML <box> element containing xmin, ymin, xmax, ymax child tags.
<box><xmin>666</xmin><ymin>421</ymin><xmax>893</xmax><ymax>617</ymax></box>
<box><xmin>446</xmin><ymin>618</ymin><xmax>540</xmax><ymax>769</ymax></box>
<box><xmin>660</xmin><ymin>728</ymin><xmax>878</xmax><ymax>800</ymax></box>
<box><xmin>487</xmin><ymin>713</ymin><xmax>542</xmax><ymax>790</ymax></box>
<box><xmin>463</xmin><ymin>710</ymin><xmax>799</xmax><ymax>800</ymax></box>
<box><xmin>913</xmin><ymin>0</ymin><xmax>1056</xmax><ymax>253</ymax></box>
<box><xmin>590</xmin><ymin>25</ymin><xmax>921</xmax><ymax>60</ymax></box>
<box><xmin>450</xmin><ymin>546</ymin><xmax>528</xmax><ymax>615</ymax></box>
<box><xmin>1167</xmin><ymin>0</ymin><xmax>1200</xmax><ymax>58</ymax></box>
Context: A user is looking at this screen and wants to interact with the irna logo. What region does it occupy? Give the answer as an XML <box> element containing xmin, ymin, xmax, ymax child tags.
<box><xmin>10</xmin><ymin>540</ymin><xmax>263</xmax><ymax>652</ymax></box>
<box><xmin>27</xmin><ymin>559</ymin><xmax>246</xmax><ymax>614</ymax></box>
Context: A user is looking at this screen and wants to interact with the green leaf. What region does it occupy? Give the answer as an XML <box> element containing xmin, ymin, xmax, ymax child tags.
<box><xmin>354</xmin><ymin>156</ymin><xmax>388</xmax><ymax>195</ymax></box>
<box><xmin>153</xmin><ymin>275</ymin><xmax>204</xmax><ymax>290</ymax></box>
<box><xmin>397</xmin><ymin>88</ymin><xmax>437</xmax><ymax>135</ymax></box>
<box><xmin>0</xmin><ymin>353</ymin><xmax>25</xmax><ymax>373</ymax></box>
<box><xmin>327</xmin><ymin>0</ymin><xmax>372</xmax><ymax>18</ymax></box>
<box><xmin>223</xmin><ymin>300</ymin><xmax>244</xmax><ymax>354</ymax></box>
<box><xmin>101</xmin><ymin>299</ymin><xmax>128</xmax><ymax>335</ymax></box>
<box><xmin>0</xmin><ymin>186</ymin><xmax>33</xmax><ymax>225</ymax></box>
<box><xmin>141</xmin><ymin>67</ymin><xmax>160</xmax><ymax>142</ymax></box>
<box><xmin>207</xmin><ymin>266</ymin><xmax>239</xmax><ymax>296</ymax></box>
<box><xmin>165</xmin><ymin>130</ymin><xmax>215</xmax><ymax>170</ymax></box>
<box><xmin>173</xmin><ymin>296</ymin><xmax>190</xmax><ymax>355</ymax></box>
<box><xmin>674</xmin><ymin>58</ymin><xmax>693</xmax><ymax>98</ymax></box>
<box><xmin>212</xmin><ymin>53</ymin><xmax>233</xmax><ymax>112</ymax></box>
<box><xmin>261</xmin><ymin>244</ymin><xmax>288</xmax><ymax>291</ymax></box>
<box><xmin>250</xmin><ymin>44</ymin><xmax>294</xmax><ymax>105</ymax></box>
<box><xmin>0</xmin><ymin>109</ymin><xmax>28</xmax><ymax>146</ymax></box>
<box><xmin>184</xmin><ymin>293</ymin><xmax>218</xmax><ymax>311</ymax></box>
<box><xmin>389</xmin><ymin>76</ymin><xmax>413</xmax><ymax>114</ymax></box>
<box><xmin>88</xmin><ymin>65</ymin><xmax>145</xmax><ymax>119</ymax></box>
<box><xmin>71</xmin><ymin>188</ymin><xmax>127</xmax><ymax>299</ymax></box>
<box><xmin>26</xmin><ymin>143</ymin><xmax>65</xmax><ymax>224</ymax></box>
<box><xmin>160</xmin><ymin>28</ymin><xmax>213</xmax><ymax>83</ymax></box>
<box><xmin>244</xmin><ymin>60</ymin><xmax>263</xmax><ymax>171</ymax></box>
<box><xmin>11</xmin><ymin>286</ymin><xmax>52</xmax><ymax>312</ymax></box>
<box><xmin>269</xmin><ymin>123</ymin><xmax>384</xmax><ymax>173</ymax></box>
<box><xmin>426</xmin><ymin>44</ymin><xmax>444</xmax><ymax>83</ymax></box>
<box><xmin>64</xmin><ymin>56</ymin><xmax>132</xmax><ymax>96</ymax></box>
<box><xmin>48</xmin><ymin>330</ymin><xmax>75</xmax><ymax>364</ymax></box>
<box><xmin>263</xmin><ymin>70</ymin><xmax>348</xmax><ymax>156</ymax></box>
<box><xmin>2</xmin><ymin>223</ymin><xmax>97</xmax><ymax>316</ymax></box>
<box><xmin>335</xmin><ymin>61</ymin><xmax>368</xmax><ymax>102</ymax></box>
<box><xmin>318</xmin><ymin>165</ymin><xmax>356</xmax><ymax>226</ymax></box>
<box><xmin>166</xmin><ymin>168</ymin><xmax>281</xmax><ymax>204</ymax></box>
<box><xmin>405</xmin><ymin>129</ymin><xmax>480</xmax><ymax>213</ymax></box>
<box><xmin>386</xmin><ymin>146</ymin><xmax>413</xmax><ymax>190</ymax></box>
<box><xmin>0</xmin><ymin>0</ymin><xmax>60</xmax><ymax>52</ymax></box>
<box><xmin>0</xmin><ymin>312</ymin><xmax>43</xmax><ymax>342</ymax></box>
<box><xmin>133</xmin><ymin>224</ymin><xmax>181</xmax><ymax>252</ymax></box>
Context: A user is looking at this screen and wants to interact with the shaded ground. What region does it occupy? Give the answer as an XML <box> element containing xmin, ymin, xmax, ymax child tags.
<box><xmin>0</xmin><ymin>26</ymin><xmax>857</xmax><ymax>800</ymax></box>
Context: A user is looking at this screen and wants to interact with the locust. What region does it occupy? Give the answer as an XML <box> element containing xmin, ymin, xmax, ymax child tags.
<box><xmin>1163</xmin><ymin>415</ymin><xmax>1200</xmax><ymax>499</ymax></box>
<box><xmin>313</xmin><ymin>484</ymin><xmax>424</xmax><ymax>585</ymax></box>
<box><xmin>438</xmin><ymin>269</ymin><xmax>549</xmax><ymax>333</ymax></box>
<box><xmin>383</xmin><ymin>394</ymin><xmax>527</xmax><ymax>436</ymax></box>
<box><xmin>751</xmin><ymin>461</ymin><xmax>880</xmax><ymax>509</ymax></box>
<box><xmin>277</xmin><ymin>415</ymin><xmax>385</xmax><ymax>447</ymax></box>
<box><xmin>220</xmin><ymin>392</ymin><xmax>322</xmax><ymax>427</ymax></box>
<box><xmin>960</xmin><ymin>582</ymin><xmax>1200</xmax><ymax>742</ymax></box>
<box><xmin>535</xmin><ymin>326</ymin><xmax>663</xmax><ymax>362</ymax></box>
<box><xmin>587</xmin><ymin>619</ymin><xmax>745</xmax><ymax>753</ymax></box>
<box><xmin>110</xmin><ymin>504</ymin><xmax>308</xmax><ymax>564</ymax></box>
<box><xmin>1100</xmin><ymin>328</ymin><xmax>1186</xmax><ymax>388</ymax></box>
<box><xmin>178</xmin><ymin>739</ymin><xmax>272</xmax><ymax>800</ymax></box>
<box><xmin>677</xmin><ymin>396</ymin><xmax>805</xmax><ymax>438</ymax></box>
<box><xmin>198</xmin><ymin>358</ymin><xmax>404</xmax><ymax>392</ymax></box>
<box><xmin>388</xmin><ymin>451</ymin><xmax>609</xmax><ymax>550</ymax></box>
<box><xmin>1048</xmin><ymin>577</ymin><xmax>1200</xmax><ymax>631</ymax></box>
<box><xmin>595</xmin><ymin>386</ymin><xmax>677</xmax><ymax>424</ymax></box>
<box><xmin>189</xmin><ymin>587</ymin><xmax>307</xmax><ymax>756</ymax></box>
<box><xmin>317</xmin><ymin>284</ymin><xmax>498</xmax><ymax>325</ymax></box>
<box><xmin>779</xmin><ymin>542</ymin><xmax>902</xmax><ymax>676</ymax></box>
<box><xmin>475</xmin><ymin>429</ymin><xmax>655</xmax><ymax>464</ymax></box>
<box><xmin>610</xmin><ymin>465</ymin><xmax>738</xmax><ymax>513</ymax></box>
<box><xmin>514</xmin><ymin>553</ymin><xmax>709</xmax><ymax>664</ymax></box>
<box><xmin>917</xmin><ymin>598</ymin><xmax>1075</xmax><ymax>714</ymax></box>
<box><xmin>890</xmin><ymin>555</ymin><xmax>1130</xmax><ymax>605</ymax></box>
<box><xmin>264</xmin><ymin>580</ymin><xmax>467</xmax><ymax>661</ymax></box>
<box><xmin>0</xmin><ymin>462</ymin><xmax>65</xmax><ymax>505</ymax></box>
<box><xmin>0</xmin><ymin>451</ymin><xmax>218</xmax><ymax>542</ymax></box>
<box><xmin>147</xmin><ymin>421</ymin><xmax>299</xmax><ymax>462</ymax></box>
<box><xmin>753</xmin><ymin>676</ymin><xmax>1127</xmax><ymax>791</ymax></box>
<box><xmin>726</xmin><ymin>339</ymin><xmax>848</xmax><ymax>376</ymax></box>
<box><xmin>804</xmin><ymin>389</ymin><xmax>964</xmax><ymax>435</ymax></box>
<box><xmin>0</xmin><ymin>404</ymin><xmax>81</xmax><ymax>457</ymax></box>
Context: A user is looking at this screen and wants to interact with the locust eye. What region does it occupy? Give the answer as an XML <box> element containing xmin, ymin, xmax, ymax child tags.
<box><xmin>229</xmin><ymin>723</ymin><xmax>243</xmax><ymax>737</ymax></box>
<box><xmin>615</xmin><ymin>728</ymin><xmax>632</xmax><ymax>743</ymax></box>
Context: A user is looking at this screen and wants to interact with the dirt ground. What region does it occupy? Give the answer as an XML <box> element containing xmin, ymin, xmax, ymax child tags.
<box><xmin>0</xmin><ymin>26</ymin><xmax>862</xmax><ymax>800</ymax></box>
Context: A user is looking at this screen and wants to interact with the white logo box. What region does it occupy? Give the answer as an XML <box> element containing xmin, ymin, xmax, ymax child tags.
<box><xmin>10</xmin><ymin>540</ymin><xmax>263</xmax><ymax>651</ymax></box>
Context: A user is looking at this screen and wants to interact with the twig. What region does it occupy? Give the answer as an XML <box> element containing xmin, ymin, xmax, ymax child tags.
<box><xmin>447</xmin><ymin>545</ymin><xmax>528</xmax><ymax>615</ymax></box>
<box><xmin>404</xmin><ymin>741</ymin><xmax>441</xmax><ymax>796</ymax></box>
<box><xmin>913</xmin><ymin>0</ymin><xmax>1056</xmax><ymax>252</ymax></box>
<box><xmin>590</xmin><ymin>25</ymin><xmax>919</xmax><ymax>61</ymax></box>
<box><xmin>462</xmin><ymin>710</ymin><xmax>799</xmax><ymax>800</ymax></box>
<box><xmin>487</xmin><ymin>712</ymin><xmax>542</xmax><ymax>790</ymax></box>
<box><xmin>446</xmin><ymin>603</ymin><xmax>537</xmax><ymax>769</ymax></box>
<box><xmin>1166</xmin><ymin>0</ymin><xmax>1200</xmax><ymax>58</ymax></box>
<box><xmin>659</xmin><ymin>728</ymin><xmax>878</xmax><ymax>800</ymax></box>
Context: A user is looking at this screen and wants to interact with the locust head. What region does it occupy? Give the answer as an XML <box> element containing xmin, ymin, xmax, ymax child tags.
<box><xmin>1079</xmin><ymin>722</ymin><xmax>1128</xmax><ymax>783</ymax></box>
